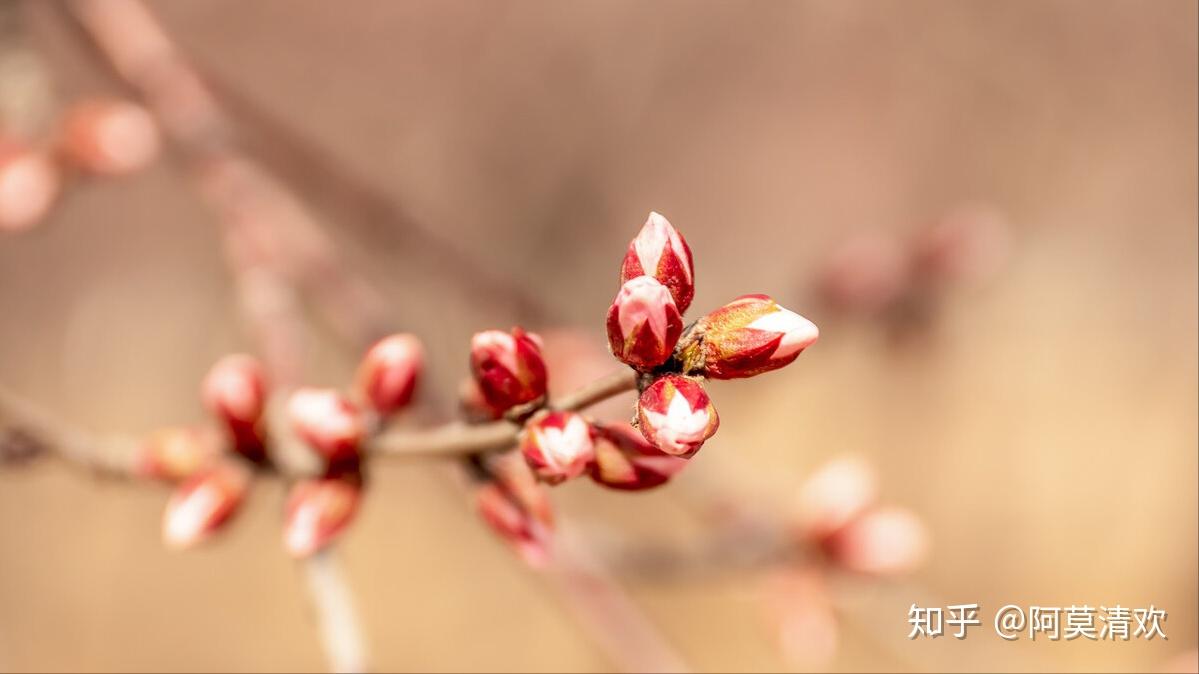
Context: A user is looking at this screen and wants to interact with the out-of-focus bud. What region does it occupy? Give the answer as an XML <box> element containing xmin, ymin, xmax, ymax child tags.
<box><xmin>136</xmin><ymin>426</ymin><xmax>220</xmax><ymax>482</ymax></box>
<box><xmin>792</xmin><ymin>454</ymin><xmax>878</xmax><ymax>541</ymax></box>
<box><xmin>691</xmin><ymin>294</ymin><xmax>818</xmax><ymax>379</ymax></box>
<box><xmin>824</xmin><ymin>505</ymin><xmax>929</xmax><ymax>575</ymax></box>
<box><xmin>914</xmin><ymin>204</ymin><xmax>1011</xmax><ymax>284</ymax></box>
<box><xmin>0</xmin><ymin>140</ymin><xmax>60</xmax><ymax>233</ymax></box>
<box><xmin>283</xmin><ymin>477</ymin><xmax>362</xmax><ymax>558</ymax></box>
<box><xmin>287</xmin><ymin>388</ymin><xmax>365</xmax><ymax>463</ymax></box>
<box><xmin>606</xmin><ymin>276</ymin><xmax>683</xmax><ymax>370</ymax></box>
<box><xmin>474</xmin><ymin>452</ymin><xmax>554</xmax><ymax>568</ymax></box>
<box><xmin>767</xmin><ymin>568</ymin><xmax>838</xmax><ymax>671</ymax></box>
<box><xmin>520</xmin><ymin>411</ymin><xmax>595</xmax><ymax>485</ymax></box>
<box><xmin>636</xmin><ymin>375</ymin><xmax>718</xmax><ymax>457</ymax></box>
<box><xmin>457</xmin><ymin>376</ymin><xmax>503</xmax><ymax>422</ymax></box>
<box><xmin>818</xmin><ymin>231</ymin><xmax>911</xmax><ymax>314</ymax></box>
<box><xmin>355</xmin><ymin>333</ymin><xmax>423</xmax><ymax>417</ymax></box>
<box><xmin>619</xmin><ymin>211</ymin><xmax>695</xmax><ymax>313</ymax></box>
<box><xmin>469</xmin><ymin>327</ymin><xmax>548</xmax><ymax>413</ymax></box>
<box><xmin>201</xmin><ymin>354</ymin><xmax>267</xmax><ymax>461</ymax></box>
<box><xmin>58</xmin><ymin>98</ymin><xmax>161</xmax><ymax>176</ymax></box>
<box><xmin>590</xmin><ymin>422</ymin><xmax>688</xmax><ymax>491</ymax></box>
<box><xmin>162</xmin><ymin>461</ymin><xmax>250</xmax><ymax>549</ymax></box>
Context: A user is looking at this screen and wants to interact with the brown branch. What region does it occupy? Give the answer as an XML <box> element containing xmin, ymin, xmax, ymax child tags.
<box><xmin>0</xmin><ymin>382</ymin><xmax>136</xmax><ymax>477</ymax></box>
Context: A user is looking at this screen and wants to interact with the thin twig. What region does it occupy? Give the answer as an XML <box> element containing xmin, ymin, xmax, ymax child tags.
<box><xmin>303</xmin><ymin>551</ymin><xmax>369</xmax><ymax>674</ymax></box>
<box><xmin>0</xmin><ymin>382</ymin><xmax>136</xmax><ymax>477</ymax></box>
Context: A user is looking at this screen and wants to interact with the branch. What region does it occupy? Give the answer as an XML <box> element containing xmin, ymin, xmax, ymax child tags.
<box><xmin>0</xmin><ymin>382</ymin><xmax>136</xmax><ymax>477</ymax></box>
<box><xmin>303</xmin><ymin>551</ymin><xmax>368</xmax><ymax>674</ymax></box>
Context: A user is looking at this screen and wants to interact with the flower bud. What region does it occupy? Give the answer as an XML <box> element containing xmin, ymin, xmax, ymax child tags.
<box><xmin>283</xmin><ymin>477</ymin><xmax>362</xmax><ymax>558</ymax></box>
<box><xmin>355</xmin><ymin>333</ymin><xmax>423</xmax><ymax>417</ymax></box>
<box><xmin>824</xmin><ymin>506</ymin><xmax>929</xmax><ymax>575</ymax></box>
<box><xmin>606</xmin><ymin>276</ymin><xmax>683</xmax><ymax>370</ymax></box>
<box><xmin>162</xmin><ymin>461</ymin><xmax>250</xmax><ymax>549</ymax></box>
<box><xmin>520</xmin><ymin>411</ymin><xmax>595</xmax><ymax>485</ymax></box>
<box><xmin>474</xmin><ymin>452</ymin><xmax>554</xmax><ymax>568</ymax></box>
<box><xmin>201</xmin><ymin>354</ymin><xmax>268</xmax><ymax>461</ymax></box>
<box><xmin>818</xmin><ymin>231</ymin><xmax>911</xmax><ymax>314</ymax></box>
<box><xmin>287</xmin><ymin>388</ymin><xmax>365</xmax><ymax>463</ymax></box>
<box><xmin>619</xmin><ymin>211</ymin><xmax>695</xmax><ymax>313</ymax></box>
<box><xmin>0</xmin><ymin>140</ymin><xmax>60</xmax><ymax>233</ymax></box>
<box><xmin>792</xmin><ymin>454</ymin><xmax>878</xmax><ymax>541</ymax></box>
<box><xmin>58</xmin><ymin>98</ymin><xmax>161</xmax><ymax>176</ymax></box>
<box><xmin>469</xmin><ymin>327</ymin><xmax>548</xmax><ymax>412</ymax></box>
<box><xmin>136</xmin><ymin>426</ymin><xmax>220</xmax><ymax>482</ymax></box>
<box><xmin>636</xmin><ymin>375</ymin><xmax>718</xmax><ymax>457</ymax></box>
<box><xmin>590</xmin><ymin>422</ymin><xmax>688</xmax><ymax>491</ymax></box>
<box><xmin>693</xmin><ymin>294</ymin><xmax>818</xmax><ymax>379</ymax></box>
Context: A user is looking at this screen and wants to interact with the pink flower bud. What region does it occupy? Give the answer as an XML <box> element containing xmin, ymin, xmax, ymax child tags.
<box><xmin>470</xmin><ymin>327</ymin><xmax>548</xmax><ymax>412</ymax></box>
<box><xmin>58</xmin><ymin>98</ymin><xmax>161</xmax><ymax>176</ymax></box>
<box><xmin>136</xmin><ymin>426</ymin><xmax>220</xmax><ymax>482</ymax></box>
<box><xmin>520</xmin><ymin>411</ymin><xmax>595</xmax><ymax>485</ymax></box>
<box><xmin>287</xmin><ymin>388</ymin><xmax>365</xmax><ymax>463</ymax></box>
<box><xmin>636</xmin><ymin>375</ymin><xmax>719</xmax><ymax>457</ymax></box>
<box><xmin>606</xmin><ymin>276</ymin><xmax>683</xmax><ymax>370</ymax></box>
<box><xmin>914</xmin><ymin>204</ymin><xmax>1011</xmax><ymax>284</ymax></box>
<box><xmin>162</xmin><ymin>461</ymin><xmax>250</xmax><ymax>549</ymax></box>
<box><xmin>793</xmin><ymin>454</ymin><xmax>878</xmax><ymax>541</ymax></box>
<box><xmin>474</xmin><ymin>452</ymin><xmax>554</xmax><ymax>568</ymax></box>
<box><xmin>283</xmin><ymin>477</ymin><xmax>362</xmax><ymax>558</ymax></box>
<box><xmin>0</xmin><ymin>140</ymin><xmax>60</xmax><ymax>233</ymax></box>
<box><xmin>824</xmin><ymin>506</ymin><xmax>929</xmax><ymax>575</ymax></box>
<box><xmin>355</xmin><ymin>333</ymin><xmax>423</xmax><ymax>417</ymax></box>
<box><xmin>818</xmin><ymin>231</ymin><xmax>911</xmax><ymax>314</ymax></box>
<box><xmin>694</xmin><ymin>294</ymin><xmax>818</xmax><ymax>379</ymax></box>
<box><xmin>202</xmin><ymin>354</ymin><xmax>267</xmax><ymax>425</ymax></box>
<box><xmin>590</xmin><ymin>422</ymin><xmax>688</xmax><ymax>491</ymax></box>
<box><xmin>620</xmin><ymin>211</ymin><xmax>695</xmax><ymax>313</ymax></box>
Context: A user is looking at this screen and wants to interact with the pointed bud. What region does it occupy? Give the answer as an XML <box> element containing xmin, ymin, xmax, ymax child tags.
<box><xmin>620</xmin><ymin>211</ymin><xmax>695</xmax><ymax>313</ymax></box>
<box><xmin>283</xmin><ymin>477</ymin><xmax>362</xmax><ymax>558</ymax></box>
<box><xmin>0</xmin><ymin>140</ymin><xmax>60</xmax><ymax>233</ymax></box>
<box><xmin>136</xmin><ymin>426</ymin><xmax>220</xmax><ymax>482</ymax></box>
<box><xmin>355</xmin><ymin>333</ymin><xmax>423</xmax><ymax>417</ymax></box>
<box><xmin>474</xmin><ymin>452</ymin><xmax>554</xmax><ymax>568</ymax></box>
<box><xmin>590</xmin><ymin>422</ymin><xmax>688</xmax><ymax>491</ymax></box>
<box><xmin>58</xmin><ymin>98</ymin><xmax>161</xmax><ymax>176</ymax></box>
<box><xmin>606</xmin><ymin>276</ymin><xmax>683</xmax><ymax>370</ymax></box>
<box><xmin>520</xmin><ymin>411</ymin><xmax>595</xmax><ymax>485</ymax></box>
<box><xmin>824</xmin><ymin>506</ymin><xmax>929</xmax><ymax>575</ymax></box>
<box><xmin>470</xmin><ymin>327</ymin><xmax>548</xmax><ymax>412</ymax></box>
<box><xmin>162</xmin><ymin>461</ymin><xmax>250</xmax><ymax>549</ymax></box>
<box><xmin>287</xmin><ymin>388</ymin><xmax>365</xmax><ymax>463</ymax></box>
<box><xmin>636</xmin><ymin>375</ymin><xmax>718</xmax><ymax>457</ymax></box>
<box><xmin>201</xmin><ymin>354</ymin><xmax>268</xmax><ymax>461</ymax></box>
<box><xmin>693</xmin><ymin>294</ymin><xmax>818</xmax><ymax>379</ymax></box>
<box><xmin>792</xmin><ymin>455</ymin><xmax>878</xmax><ymax>541</ymax></box>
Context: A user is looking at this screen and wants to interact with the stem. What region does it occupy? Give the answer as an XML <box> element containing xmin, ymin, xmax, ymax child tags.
<box><xmin>303</xmin><ymin>551</ymin><xmax>368</xmax><ymax>674</ymax></box>
<box><xmin>0</xmin><ymin>382</ymin><xmax>135</xmax><ymax>476</ymax></box>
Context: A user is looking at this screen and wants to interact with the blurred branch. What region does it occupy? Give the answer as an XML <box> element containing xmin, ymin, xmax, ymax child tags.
<box><xmin>0</xmin><ymin>382</ymin><xmax>136</xmax><ymax>477</ymax></box>
<box><xmin>304</xmin><ymin>551</ymin><xmax>368</xmax><ymax>674</ymax></box>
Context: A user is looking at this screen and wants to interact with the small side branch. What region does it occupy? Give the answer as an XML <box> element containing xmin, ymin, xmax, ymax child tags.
<box><xmin>303</xmin><ymin>551</ymin><xmax>368</xmax><ymax>674</ymax></box>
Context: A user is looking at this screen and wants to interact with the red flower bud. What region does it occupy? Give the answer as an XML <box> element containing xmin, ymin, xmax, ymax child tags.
<box><xmin>590</xmin><ymin>422</ymin><xmax>688</xmax><ymax>491</ymax></box>
<box><xmin>283</xmin><ymin>477</ymin><xmax>362</xmax><ymax>558</ymax></box>
<box><xmin>474</xmin><ymin>452</ymin><xmax>554</xmax><ymax>568</ymax></box>
<box><xmin>823</xmin><ymin>506</ymin><xmax>929</xmax><ymax>576</ymax></box>
<box><xmin>619</xmin><ymin>211</ymin><xmax>695</xmax><ymax>313</ymax></box>
<box><xmin>694</xmin><ymin>294</ymin><xmax>818</xmax><ymax>379</ymax></box>
<box><xmin>287</xmin><ymin>388</ymin><xmax>365</xmax><ymax>463</ymax></box>
<box><xmin>355</xmin><ymin>333</ymin><xmax>423</xmax><ymax>417</ymax></box>
<box><xmin>201</xmin><ymin>354</ymin><xmax>268</xmax><ymax>461</ymax></box>
<box><xmin>136</xmin><ymin>426</ymin><xmax>220</xmax><ymax>482</ymax></box>
<box><xmin>0</xmin><ymin>140</ymin><xmax>60</xmax><ymax>233</ymax></box>
<box><xmin>520</xmin><ymin>411</ymin><xmax>595</xmax><ymax>485</ymax></box>
<box><xmin>58</xmin><ymin>98</ymin><xmax>161</xmax><ymax>176</ymax></box>
<box><xmin>469</xmin><ymin>327</ymin><xmax>548</xmax><ymax>412</ymax></box>
<box><xmin>606</xmin><ymin>276</ymin><xmax>683</xmax><ymax>370</ymax></box>
<box><xmin>162</xmin><ymin>461</ymin><xmax>250</xmax><ymax>549</ymax></box>
<box><xmin>636</xmin><ymin>375</ymin><xmax>718</xmax><ymax>457</ymax></box>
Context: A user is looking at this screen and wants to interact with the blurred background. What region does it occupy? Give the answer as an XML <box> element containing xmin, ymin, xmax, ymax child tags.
<box><xmin>0</xmin><ymin>1</ymin><xmax>1195</xmax><ymax>671</ymax></box>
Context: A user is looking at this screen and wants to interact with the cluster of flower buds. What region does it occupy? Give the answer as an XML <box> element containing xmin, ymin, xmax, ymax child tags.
<box><xmin>0</xmin><ymin>97</ymin><xmax>161</xmax><ymax>233</ymax></box>
<box><xmin>156</xmin><ymin>333</ymin><xmax>423</xmax><ymax>557</ymax></box>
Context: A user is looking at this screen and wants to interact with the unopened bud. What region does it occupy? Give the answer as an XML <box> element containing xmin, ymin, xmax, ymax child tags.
<box><xmin>136</xmin><ymin>426</ymin><xmax>220</xmax><ymax>482</ymax></box>
<box><xmin>283</xmin><ymin>477</ymin><xmax>362</xmax><ymax>558</ymax></box>
<box><xmin>287</xmin><ymin>388</ymin><xmax>365</xmax><ymax>463</ymax></box>
<box><xmin>469</xmin><ymin>327</ymin><xmax>548</xmax><ymax>412</ymax></box>
<box><xmin>793</xmin><ymin>455</ymin><xmax>878</xmax><ymax>541</ymax></box>
<box><xmin>606</xmin><ymin>276</ymin><xmax>683</xmax><ymax>370</ymax></box>
<box><xmin>201</xmin><ymin>354</ymin><xmax>268</xmax><ymax>461</ymax></box>
<box><xmin>0</xmin><ymin>140</ymin><xmax>60</xmax><ymax>233</ymax></box>
<box><xmin>474</xmin><ymin>452</ymin><xmax>554</xmax><ymax>568</ymax></box>
<box><xmin>590</xmin><ymin>422</ymin><xmax>688</xmax><ymax>491</ymax></box>
<box><xmin>691</xmin><ymin>294</ymin><xmax>818</xmax><ymax>379</ymax></box>
<box><xmin>162</xmin><ymin>461</ymin><xmax>250</xmax><ymax>549</ymax></box>
<box><xmin>824</xmin><ymin>506</ymin><xmax>929</xmax><ymax>575</ymax></box>
<box><xmin>636</xmin><ymin>375</ymin><xmax>718</xmax><ymax>457</ymax></box>
<box><xmin>520</xmin><ymin>411</ymin><xmax>595</xmax><ymax>485</ymax></box>
<box><xmin>58</xmin><ymin>98</ymin><xmax>161</xmax><ymax>176</ymax></box>
<box><xmin>619</xmin><ymin>211</ymin><xmax>695</xmax><ymax>313</ymax></box>
<box><xmin>355</xmin><ymin>333</ymin><xmax>423</xmax><ymax>417</ymax></box>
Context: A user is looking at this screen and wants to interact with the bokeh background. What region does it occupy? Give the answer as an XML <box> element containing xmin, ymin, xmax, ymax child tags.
<box><xmin>0</xmin><ymin>1</ymin><xmax>1195</xmax><ymax>671</ymax></box>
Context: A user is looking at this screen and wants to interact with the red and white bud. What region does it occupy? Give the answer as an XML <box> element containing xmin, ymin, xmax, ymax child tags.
<box><xmin>694</xmin><ymin>294</ymin><xmax>818</xmax><ymax>379</ymax></box>
<box><xmin>824</xmin><ymin>506</ymin><xmax>929</xmax><ymax>575</ymax></box>
<box><xmin>162</xmin><ymin>461</ymin><xmax>250</xmax><ymax>549</ymax></box>
<box><xmin>0</xmin><ymin>140</ymin><xmax>60</xmax><ymax>233</ymax></box>
<box><xmin>793</xmin><ymin>454</ymin><xmax>878</xmax><ymax>541</ymax></box>
<box><xmin>606</xmin><ymin>276</ymin><xmax>683</xmax><ymax>370</ymax></box>
<box><xmin>58</xmin><ymin>98</ymin><xmax>161</xmax><ymax>176</ymax></box>
<box><xmin>520</xmin><ymin>411</ymin><xmax>595</xmax><ymax>485</ymax></box>
<box><xmin>201</xmin><ymin>354</ymin><xmax>268</xmax><ymax>461</ymax></box>
<box><xmin>474</xmin><ymin>452</ymin><xmax>555</xmax><ymax>568</ymax></box>
<box><xmin>283</xmin><ymin>477</ymin><xmax>362</xmax><ymax>558</ymax></box>
<box><xmin>620</xmin><ymin>211</ymin><xmax>695</xmax><ymax>313</ymax></box>
<box><xmin>636</xmin><ymin>375</ymin><xmax>719</xmax><ymax>457</ymax></box>
<box><xmin>590</xmin><ymin>422</ymin><xmax>688</xmax><ymax>491</ymax></box>
<box><xmin>287</xmin><ymin>388</ymin><xmax>365</xmax><ymax>463</ymax></box>
<box><xmin>469</xmin><ymin>327</ymin><xmax>548</xmax><ymax>413</ymax></box>
<box><xmin>136</xmin><ymin>426</ymin><xmax>220</xmax><ymax>482</ymax></box>
<box><xmin>355</xmin><ymin>333</ymin><xmax>423</xmax><ymax>417</ymax></box>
